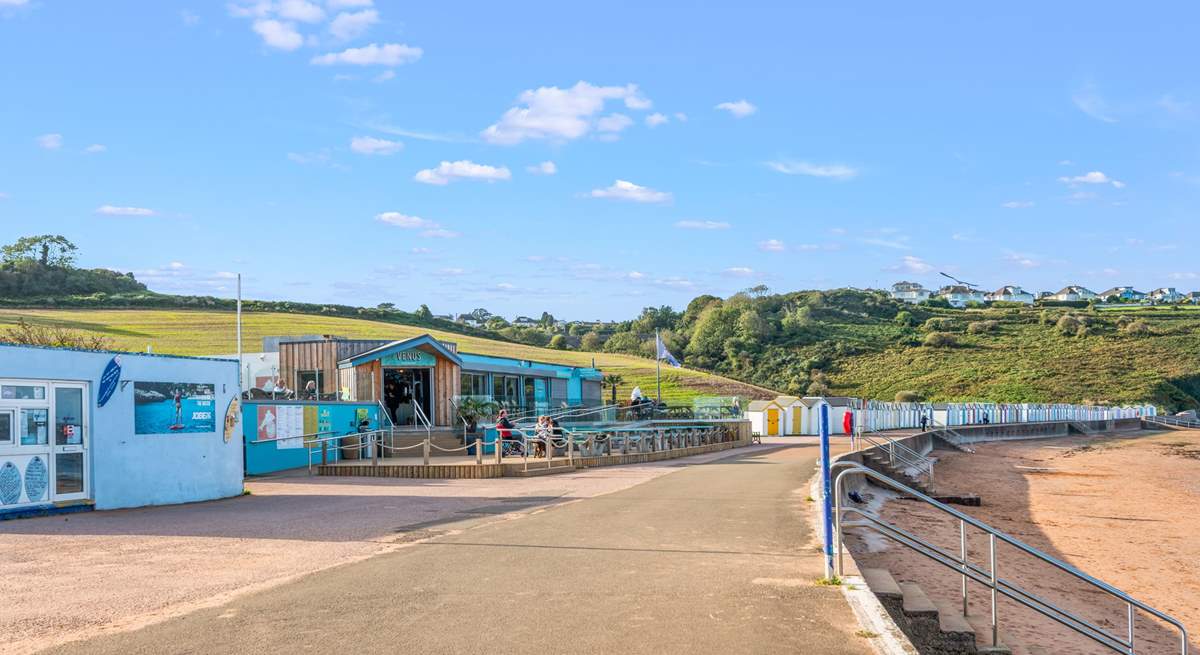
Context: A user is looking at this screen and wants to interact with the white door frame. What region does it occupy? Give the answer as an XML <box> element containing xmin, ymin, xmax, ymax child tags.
<box><xmin>51</xmin><ymin>382</ymin><xmax>89</xmax><ymax>503</ymax></box>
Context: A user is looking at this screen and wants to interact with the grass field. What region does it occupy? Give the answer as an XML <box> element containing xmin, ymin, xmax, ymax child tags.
<box><xmin>0</xmin><ymin>308</ymin><xmax>777</xmax><ymax>405</ymax></box>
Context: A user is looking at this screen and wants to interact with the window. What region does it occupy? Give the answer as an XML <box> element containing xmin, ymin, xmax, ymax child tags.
<box><xmin>1</xmin><ymin>385</ymin><xmax>46</xmax><ymax>400</ymax></box>
<box><xmin>494</xmin><ymin>375</ymin><xmax>520</xmax><ymax>408</ymax></box>
<box><xmin>21</xmin><ymin>409</ymin><xmax>48</xmax><ymax>446</ymax></box>
<box><xmin>54</xmin><ymin>387</ymin><xmax>84</xmax><ymax>446</ymax></box>
<box><xmin>461</xmin><ymin>373</ymin><xmax>488</xmax><ymax>397</ymax></box>
<box><xmin>0</xmin><ymin>411</ymin><xmax>12</xmax><ymax>445</ymax></box>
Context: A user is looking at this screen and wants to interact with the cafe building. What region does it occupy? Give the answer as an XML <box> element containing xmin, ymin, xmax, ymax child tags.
<box><xmin>275</xmin><ymin>334</ymin><xmax>603</xmax><ymax>427</ymax></box>
<box><xmin>0</xmin><ymin>343</ymin><xmax>243</xmax><ymax>517</ymax></box>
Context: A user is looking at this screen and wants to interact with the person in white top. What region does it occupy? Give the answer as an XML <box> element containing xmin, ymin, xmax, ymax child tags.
<box><xmin>630</xmin><ymin>386</ymin><xmax>643</xmax><ymax>403</ymax></box>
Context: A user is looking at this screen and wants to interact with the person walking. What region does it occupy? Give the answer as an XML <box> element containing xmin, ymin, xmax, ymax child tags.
<box><xmin>920</xmin><ymin>414</ymin><xmax>929</xmax><ymax>432</ymax></box>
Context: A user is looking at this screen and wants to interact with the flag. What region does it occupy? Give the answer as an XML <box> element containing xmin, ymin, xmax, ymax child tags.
<box><xmin>656</xmin><ymin>333</ymin><xmax>682</xmax><ymax>368</ymax></box>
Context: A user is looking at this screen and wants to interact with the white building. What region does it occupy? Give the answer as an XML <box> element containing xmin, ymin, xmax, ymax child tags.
<box><xmin>1048</xmin><ymin>285</ymin><xmax>1097</xmax><ymax>302</ymax></box>
<box><xmin>935</xmin><ymin>285</ymin><xmax>987</xmax><ymax>308</ymax></box>
<box><xmin>1148</xmin><ymin>287</ymin><xmax>1184</xmax><ymax>303</ymax></box>
<box><xmin>890</xmin><ymin>281</ymin><xmax>932</xmax><ymax>304</ymax></box>
<box><xmin>986</xmin><ymin>285</ymin><xmax>1035</xmax><ymax>304</ymax></box>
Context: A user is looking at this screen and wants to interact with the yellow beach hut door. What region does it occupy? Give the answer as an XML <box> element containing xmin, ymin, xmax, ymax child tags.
<box><xmin>791</xmin><ymin>407</ymin><xmax>803</xmax><ymax>435</ymax></box>
<box><xmin>766</xmin><ymin>408</ymin><xmax>780</xmax><ymax>436</ymax></box>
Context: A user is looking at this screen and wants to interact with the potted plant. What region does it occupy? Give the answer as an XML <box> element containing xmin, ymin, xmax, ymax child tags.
<box><xmin>457</xmin><ymin>397</ymin><xmax>499</xmax><ymax>437</ymax></box>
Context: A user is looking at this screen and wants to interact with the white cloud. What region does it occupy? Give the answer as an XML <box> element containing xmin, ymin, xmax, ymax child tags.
<box><xmin>0</xmin><ymin>0</ymin><xmax>29</xmax><ymax>5</ymax></box>
<box><xmin>437</xmin><ymin>267</ymin><xmax>466</xmax><ymax>276</ymax></box>
<box><xmin>327</xmin><ymin>0</ymin><xmax>372</xmax><ymax>7</ymax></box>
<box><xmin>252</xmin><ymin>19</ymin><xmax>303</xmax><ymax>51</ymax></box>
<box><xmin>767</xmin><ymin>159</ymin><xmax>858</xmax><ymax>180</ymax></box>
<box><xmin>287</xmin><ymin>150</ymin><xmax>330</xmax><ymax>165</ymax></box>
<box><xmin>228</xmin><ymin>1</ymin><xmax>273</xmax><ymax>18</ymax></box>
<box><xmin>1058</xmin><ymin>171</ymin><xmax>1124</xmax><ymax>188</ymax></box>
<box><xmin>715</xmin><ymin>99</ymin><xmax>756</xmax><ymax>118</ymax></box>
<box><xmin>350</xmin><ymin>135</ymin><xmax>402</xmax><ymax>155</ymax></box>
<box><xmin>311</xmin><ymin>43</ymin><xmax>422</xmax><ymax>66</ymax></box>
<box><xmin>675</xmin><ymin>220</ymin><xmax>730</xmax><ymax>230</ymax></box>
<box><xmin>724</xmin><ymin>267</ymin><xmax>755</xmax><ymax>277</ymax></box>
<box><xmin>96</xmin><ymin>205</ymin><xmax>157</xmax><ymax>217</ymax></box>
<box><xmin>277</xmin><ymin>0</ymin><xmax>324</xmax><ymax>22</ymax></box>
<box><xmin>1072</xmin><ymin>84</ymin><xmax>1117</xmax><ymax>123</ymax></box>
<box><xmin>653</xmin><ymin>276</ymin><xmax>694</xmax><ymax>289</ymax></box>
<box><xmin>627</xmin><ymin>271</ymin><xmax>646</xmax><ymax>280</ymax></box>
<box><xmin>481</xmin><ymin>82</ymin><xmax>651</xmax><ymax>145</ymax></box>
<box><xmin>1169</xmin><ymin>271</ymin><xmax>1198</xmax><ymax>280</ymax></box>
<box><xmin>1001</xmin><ymin>200</ymin><xmax>1034</xmax><ymax>209</ymax></box>
<box><xmin>376</xmin><ymin>212</ymin><xmax>435</xmax><ymax>228</ymax></box>
<box><xmin>674</xmin><ymin>112</ymin><xmax>688</xmax><ymax>122</ymax></box>
<box><xmin>0</xmin><ymin>192</ymin><xmax>9</xmax><ymax>199</ymax></box>
<box><xmin>410</xmin><ymin>247</ymin><xmax>432</xmax><ymax>254</ymax></box>
<box><xmin>526</xmin><ymin>161</ymin><xmax>557</xmax><ymax>175</ymax></box>
<box><xmin>758</xmin><ymin>239</ymin><xmax>786</xmax><ymax>252</ymax></box>
<box><xmin>329</xmin><ymin>9</ymin><xmax>377</xmax><ymax>40</ymax></box>
<box><xmin>1158</xmin><ymin>94</ymin><xmax>1192</xmax><ymax>117</ymax></box>
<box><xmin>588</xmin><ymin>179</ymin><xmax>672</xmax><ymax>204</ymax></box>
<box><xmin>894</xmin><ymin>256</ymin><xmax>934</xmax><ymax>274</ymax></box>
<box><xmin>36</xmin><ymin>133</ymin><xmax>63</xmax><ymax>150</ymax></box>
<box><xmin>422</xmin><ymin>228</ymin><xmax>460</xmax><ymax>239</ymax></box>
<box><xmin>83</xmin><ymin>143</ymin><xmax>107</xmax><ymax>154</ymax></box>
<box><xmin>372</xmin><ymin>69</ymin><xmax>395</xmax><ymax>82</ymax></box>
<box><xmin>180</xmin><ymin>10</ymin><xmax>200</xmax><ymax>25</ymax></box>
<box><xmin>1003</xmin><ymin>251</ymin><xmax>1041</xmax><ymax>268</ymax></box>
<box><xmin>596</xmin><ymin>113</ymin><xmax>633</xmax><ymax>133</ymax></box>
<box><xmin>414</xmin><ymin>160</ymin><xmax>512</xmax><ymax>185</ymax></box>
<box><xmin>645</xmin><ymin>112</ymin><xmax>669</xmax><ymax>127</ymax></box>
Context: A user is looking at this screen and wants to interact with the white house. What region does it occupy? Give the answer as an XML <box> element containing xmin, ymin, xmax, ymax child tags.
<box><xmin>890</xmin><ymin>281</ymin><xmax>932</xmax><ymax>304</ymax></box>
<box><xmin>1187</xmin><ymin>292</ymin><xmax>1200</xmax><ymax>304</ymax></box>
<box><xmin>1148</xmin><ymin>287</ymin><xmax>1184</xmax><ymax>303</ymax></box>
<box><xmin>986</xmin><ymin>285</ymin><xmax>1035</xmax><ymax>304</ymax></box>
<box><xmin>935</xmin><ymin>285</ymin><xmax>986</xmax><ymax>308</ymax></box>
<box><xmin>1097</xmin><ymin>287</ymin><xmax>1146</xmax><ymax>303</ymax></box>
<box><xmin>1048</xmin><ymin>285</ymin><xmax>1097</xmax><ymax>302</ymax></box>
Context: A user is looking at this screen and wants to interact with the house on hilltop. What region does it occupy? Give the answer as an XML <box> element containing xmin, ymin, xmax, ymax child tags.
<box><xmin>1097</xmin><ymin>286</ymin><xmax>1146</xmax><ymax>303</ymax></box>
<box><xmin>986</xmin><ymin>285</ymin><xmax>1035</xmax><ymax>304</ymax></box>
<box><xmin>890</xmin><ymin>281</ymin><xmax>931</xmax><ymax>304</ymax></box>
<box><xmin>935</xmin><ymin>285</ymin><xmax>986</xmax><ymax>308</ymax></box>
<box><xmin>1047</xmin><ymin>285</ymin><xmax>1097</xmax><ymax>302</ymax></box>
<box><xmin>1148</xmin><ymin>287</ymin><xmax>1184</xmax><ymax>303</ymax></box>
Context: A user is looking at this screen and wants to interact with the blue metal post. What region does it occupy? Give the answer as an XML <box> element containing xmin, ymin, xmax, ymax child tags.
<box><xmin>820</xmin><ymin>403</ymin><xmax>835</xmax><ymax>580</ymax></box>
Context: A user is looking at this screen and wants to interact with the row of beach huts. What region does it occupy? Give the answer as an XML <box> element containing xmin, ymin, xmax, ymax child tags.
<box><xmin>748</xmin><ymin>396</ymin><xmax>1157</xmax><ymax>436</ymax></box>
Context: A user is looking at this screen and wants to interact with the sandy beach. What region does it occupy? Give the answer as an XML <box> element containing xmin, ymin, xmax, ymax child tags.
<box><xmin>846</xmin><ymin>429</ymin><xmax>1200</xmax><ymax>654</ymax></box>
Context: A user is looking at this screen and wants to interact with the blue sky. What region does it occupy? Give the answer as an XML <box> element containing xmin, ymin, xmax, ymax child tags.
<box><xmin>1</xmin><ymin>1</ymin><xmax>1198</xmax><ymax>319</ymax></box>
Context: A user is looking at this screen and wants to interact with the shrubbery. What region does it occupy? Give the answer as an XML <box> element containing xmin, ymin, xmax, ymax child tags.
<box><xmin>923</xmin><ymin>331</ymin><xmax>957</xmax><ymax>347</ymax></box>
<box><xmin>967</xmin><ymin>320</ymin><xmax>999</xmax><ymax>334</ymax></box>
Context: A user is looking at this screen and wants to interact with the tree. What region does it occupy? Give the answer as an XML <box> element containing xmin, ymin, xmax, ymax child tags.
<box><xmin>895</xmin><ymin>390</ymin><xmax>922</xmax><ymax>403</ymax></box>
<box><xmin>414</xmin><ymin>304</ymin><xmax>433</xmax><ymax>320</ymax></box>
<box><xmin>580</xmin><ymin>331</ymin><xmax>603</xmax><ymax>351</ymax></box>
<box><xmin>602</xmin><ymin>374</ymin><xmax>624</xmax><ymax>405</ymax></box>
<box><xmin>376</xmin><ymin>302</ymin><xmax>396</xmax><ymax>311</ymax></box>
<box><xmin>1</xmin><ymin>235</ymin><xmax>78</xmax><ymax>267</ymax></box>
<box><xmin>539</xmin><ymin>311</ymin><xmax>556</xmax><ymax>328</ymax></box>
<box><xmin>548</xmin><ymin>334</ymin><xmax>567</xmax><ymax>349</ymax></box>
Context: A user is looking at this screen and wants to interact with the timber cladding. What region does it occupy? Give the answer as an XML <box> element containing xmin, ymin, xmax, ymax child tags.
<box><xmin>279</xmin><ymin>340</ymin><xmax>340</xmax><ymax>394</ymax></box>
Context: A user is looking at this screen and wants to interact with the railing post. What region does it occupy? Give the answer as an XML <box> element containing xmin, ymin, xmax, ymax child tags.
<box><xmin>495</xmin><ymin>433</ymin><xmax>502</xmax><ymax>464</ymax></box>
<box><xmin>960</xmin><ymin>519</ymin><xmax>968</xmax><ymax>616</ymax></box>
<box><xmin>1127</xmin><ymin>602</ymin><xmax>1134</xmax><ymax>654</ymax></box>
<box><xmin>321</xmin><ymin>439</ymin><xmax>328</xmax><ymax>466</ymax></box>
<box><xmin>372</xmin><ymin>433</ymin><xmax>379</xmax><ymax>467</ymax></box>
<box><xmin>990</xmin><ymin>533</ymin><xmax>999</xmax><ymax>647</ymax></box>
<box><xmin>423</xmin><ymin>435</ymin><xmax>431</xmax><ymax>466</ymax></box>
<box><xmin>475</xmin><ymin>437</ymin><xmax>482</xmax><ymax>466</ymax></box>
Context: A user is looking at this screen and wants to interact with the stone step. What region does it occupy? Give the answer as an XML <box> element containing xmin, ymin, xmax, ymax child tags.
<box><xmin>861</xmin><ymin>568</ymin><xmax>902</xmax><ymax>601</ymax></box>
<box><xmin>965</xmin><ymin>612</ymin><xmax>1013</xmax><ymax>655</ymax></box>
<box><xmin>934</xmin><ymin>600</ymin><xmax>979</xmax><ymax>653</ymax></box>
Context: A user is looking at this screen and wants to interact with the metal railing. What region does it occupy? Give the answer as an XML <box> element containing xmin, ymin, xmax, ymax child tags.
<box><xmin>832</xmin><ymin>461</ymin><xmax>1189</xmax><ymax>654</ymax></box>
<box><xmin>857</xmin><ymin>430</ymin><xmax>935</xmax><ymax>490</ymax></box>
<box><xmin>1145</xmin><ymin>415</ymin><xmax>1200</xmax><ymax>429</ymax></box>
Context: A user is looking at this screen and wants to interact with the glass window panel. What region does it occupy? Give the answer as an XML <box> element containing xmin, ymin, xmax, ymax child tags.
<box><xmin>55</xmin><ymin>452</ymin><xmax>84</xmax><ymax>494</ymax></box>
<box><xmin>54</xmin><ymin>387</ymin><xmax>84</xmax><ymax>446</ymax></box>
<box><xmin>0</xmin><ymin>411</ymin><xmax>12</xmax><ymax>444</ymax></box>
<box><xmin>2</xmin><ymin>385</ymin><xmax>46</xmax><ymax>400</ymax></box>
<box><xmin>21</xmin><ymin>408</ymin><xmax>48</xmax><ymax>445</ymax></box>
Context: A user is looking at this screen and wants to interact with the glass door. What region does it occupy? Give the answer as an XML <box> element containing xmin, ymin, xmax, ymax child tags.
<box><xmin>52</xmin><ymin>384</ymin><xmax>88</xmax><ymax>501</ymax></box>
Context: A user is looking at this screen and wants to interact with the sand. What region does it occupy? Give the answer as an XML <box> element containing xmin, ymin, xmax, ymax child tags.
<box><xmin>846</xmin><ymin>429</ymin><xmax>1200</xmax><ymax>654</ymax></box>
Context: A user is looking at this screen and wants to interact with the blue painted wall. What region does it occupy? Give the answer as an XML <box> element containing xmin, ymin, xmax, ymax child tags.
<box><xmin>0</xmin><ymin>344</ymin><xmax>242</xmax><ymax>510</ymax></box>
<box><xmin>242</xmin><ymin>401</ymin><xmax>379</xmax><ymax>475</ymax></box>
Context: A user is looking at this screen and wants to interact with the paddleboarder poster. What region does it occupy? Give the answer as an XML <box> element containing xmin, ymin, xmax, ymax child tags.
<box><xmin>133</xmin><ymin>382</ymin><xmax>216</xmax><ymax>434</ymax></box>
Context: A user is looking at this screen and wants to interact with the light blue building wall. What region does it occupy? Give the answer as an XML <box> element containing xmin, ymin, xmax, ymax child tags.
<box><xmin>0</xmin><ymin>344</ymin><xmax>242</xmax><ymax>512</ymax></box>
<box><xmin>242</xmin><ymin>400</ymin><xmax>380</xmax><ymax>475</ymax></box>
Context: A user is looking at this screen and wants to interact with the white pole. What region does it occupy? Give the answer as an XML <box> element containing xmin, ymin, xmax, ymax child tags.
<box><xmin>236</xmin><ymin>273</ymin><xmax>243</xmax><ymax>392</ymax></box>
<box><xmin>655</xmin><ymin>329</ymin><xmax>662</xmax><ymax>404</ymax></box>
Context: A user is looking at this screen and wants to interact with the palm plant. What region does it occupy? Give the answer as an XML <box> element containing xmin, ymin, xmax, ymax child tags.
<box><xmin>602</xmin><ymin>374</ymin><xmax>624</xmax><ymax>406</ymax></box>
<box><xmin>456</xmin><ymin>397</ymin><xmax>499</xmax><ymax>435</ymax></box>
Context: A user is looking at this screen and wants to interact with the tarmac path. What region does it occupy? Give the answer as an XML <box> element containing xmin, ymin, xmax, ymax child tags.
<box><xmin>42</xmin><ymin>444</ymin><xmax>872</xmax><ymax>655</ymax></box>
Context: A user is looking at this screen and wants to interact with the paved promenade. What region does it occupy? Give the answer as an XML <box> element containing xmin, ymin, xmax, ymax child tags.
<box><xmin>17</xmin><ymin>440</ymin><xmax>872</xmax><ymax>654</ymax></box>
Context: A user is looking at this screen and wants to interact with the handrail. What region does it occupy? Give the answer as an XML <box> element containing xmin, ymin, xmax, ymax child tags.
<box><xmin>249</xmin><ymin>430</ymin><xmax>336</xmax><ymax>445</ymax></box>
<box><xmin>1146</xmin><ymin>416</ymin><xmax>1200</xmax><ymax>429</ymax></box>
<box><xmin>832</xmin><ymin>461</ymin><xmax>1189</xmax><ymax>654</ymax></box>
<box><xmin>377</xmin><ymin>400</ymin><xmax>396</xmax><ymax>430</ymax></box>
<box><xmin>857</xmin><ymin>430</ymin><xmax>935</xmax><ymax>489</ymax></box>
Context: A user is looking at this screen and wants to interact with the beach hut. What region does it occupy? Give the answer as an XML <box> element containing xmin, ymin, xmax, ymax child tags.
<box><xmin>748</xmin><ymin>399</ymin><xmax>786</xmax><ymax>436</ymax></box>
<box><xmin>774</xmin><ymin>396</ymin><xmax>805</xmax><ymax>435</ymax></box>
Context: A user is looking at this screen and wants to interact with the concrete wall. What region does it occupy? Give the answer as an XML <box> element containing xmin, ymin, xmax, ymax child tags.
<box><xmin>0</xmin><ymin>344</ymin><xmax>242</xmax><ymax>510</ymax></box>
<box><xmin>930</xmin><ymin>417</ymin><xmax>1141</xmax><ymax>445</ymax></box>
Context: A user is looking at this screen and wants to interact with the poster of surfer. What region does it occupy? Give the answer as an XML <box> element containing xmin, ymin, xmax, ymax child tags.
<box><xmin>133</xmin><ymin>382</ymin><xmax>216</xmax><ymax>434</ymax></box>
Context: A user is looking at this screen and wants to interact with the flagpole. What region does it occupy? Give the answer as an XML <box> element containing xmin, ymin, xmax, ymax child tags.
<box><xmin>236</xmin><ymin>273</ymin><xmax>243</xmax><ymax>392</ymax></box>
<box><xmin>656</xmin><ymin>329</ymin><xmax>662</xmax><ymax>404</ymax></box>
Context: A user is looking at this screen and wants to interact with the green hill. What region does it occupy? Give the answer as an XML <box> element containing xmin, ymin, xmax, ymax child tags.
<box><xmin>0</xmin><ymin>308</ymin><xmax>777</xmax><ymax>406</ymax></box>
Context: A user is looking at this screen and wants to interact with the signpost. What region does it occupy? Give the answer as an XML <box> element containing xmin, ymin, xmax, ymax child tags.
<box><xmin>819</xmin><ymin>402</ymin><xmax>835</xmax><ymax>580</ymax></box>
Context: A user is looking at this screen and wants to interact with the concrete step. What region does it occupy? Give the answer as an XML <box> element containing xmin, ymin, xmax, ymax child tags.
<box><xmin>934</xmin><ymin>600</ymin><xmax>979</xmax><ymax>653</ymax></box>
<box><xmin>965</xmin><ymin>612</ymin><xmax>1012</xmax><ymax>655</ymax></box>
<box><xmin>861</xmin><ymin>568</ymin><xmax>904</xmax><ymax>619</ymax></box>
<box><xmin>509</xmin><ymin>463</ymin><xmax>578</xmax><ymax>477</ymax></box>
